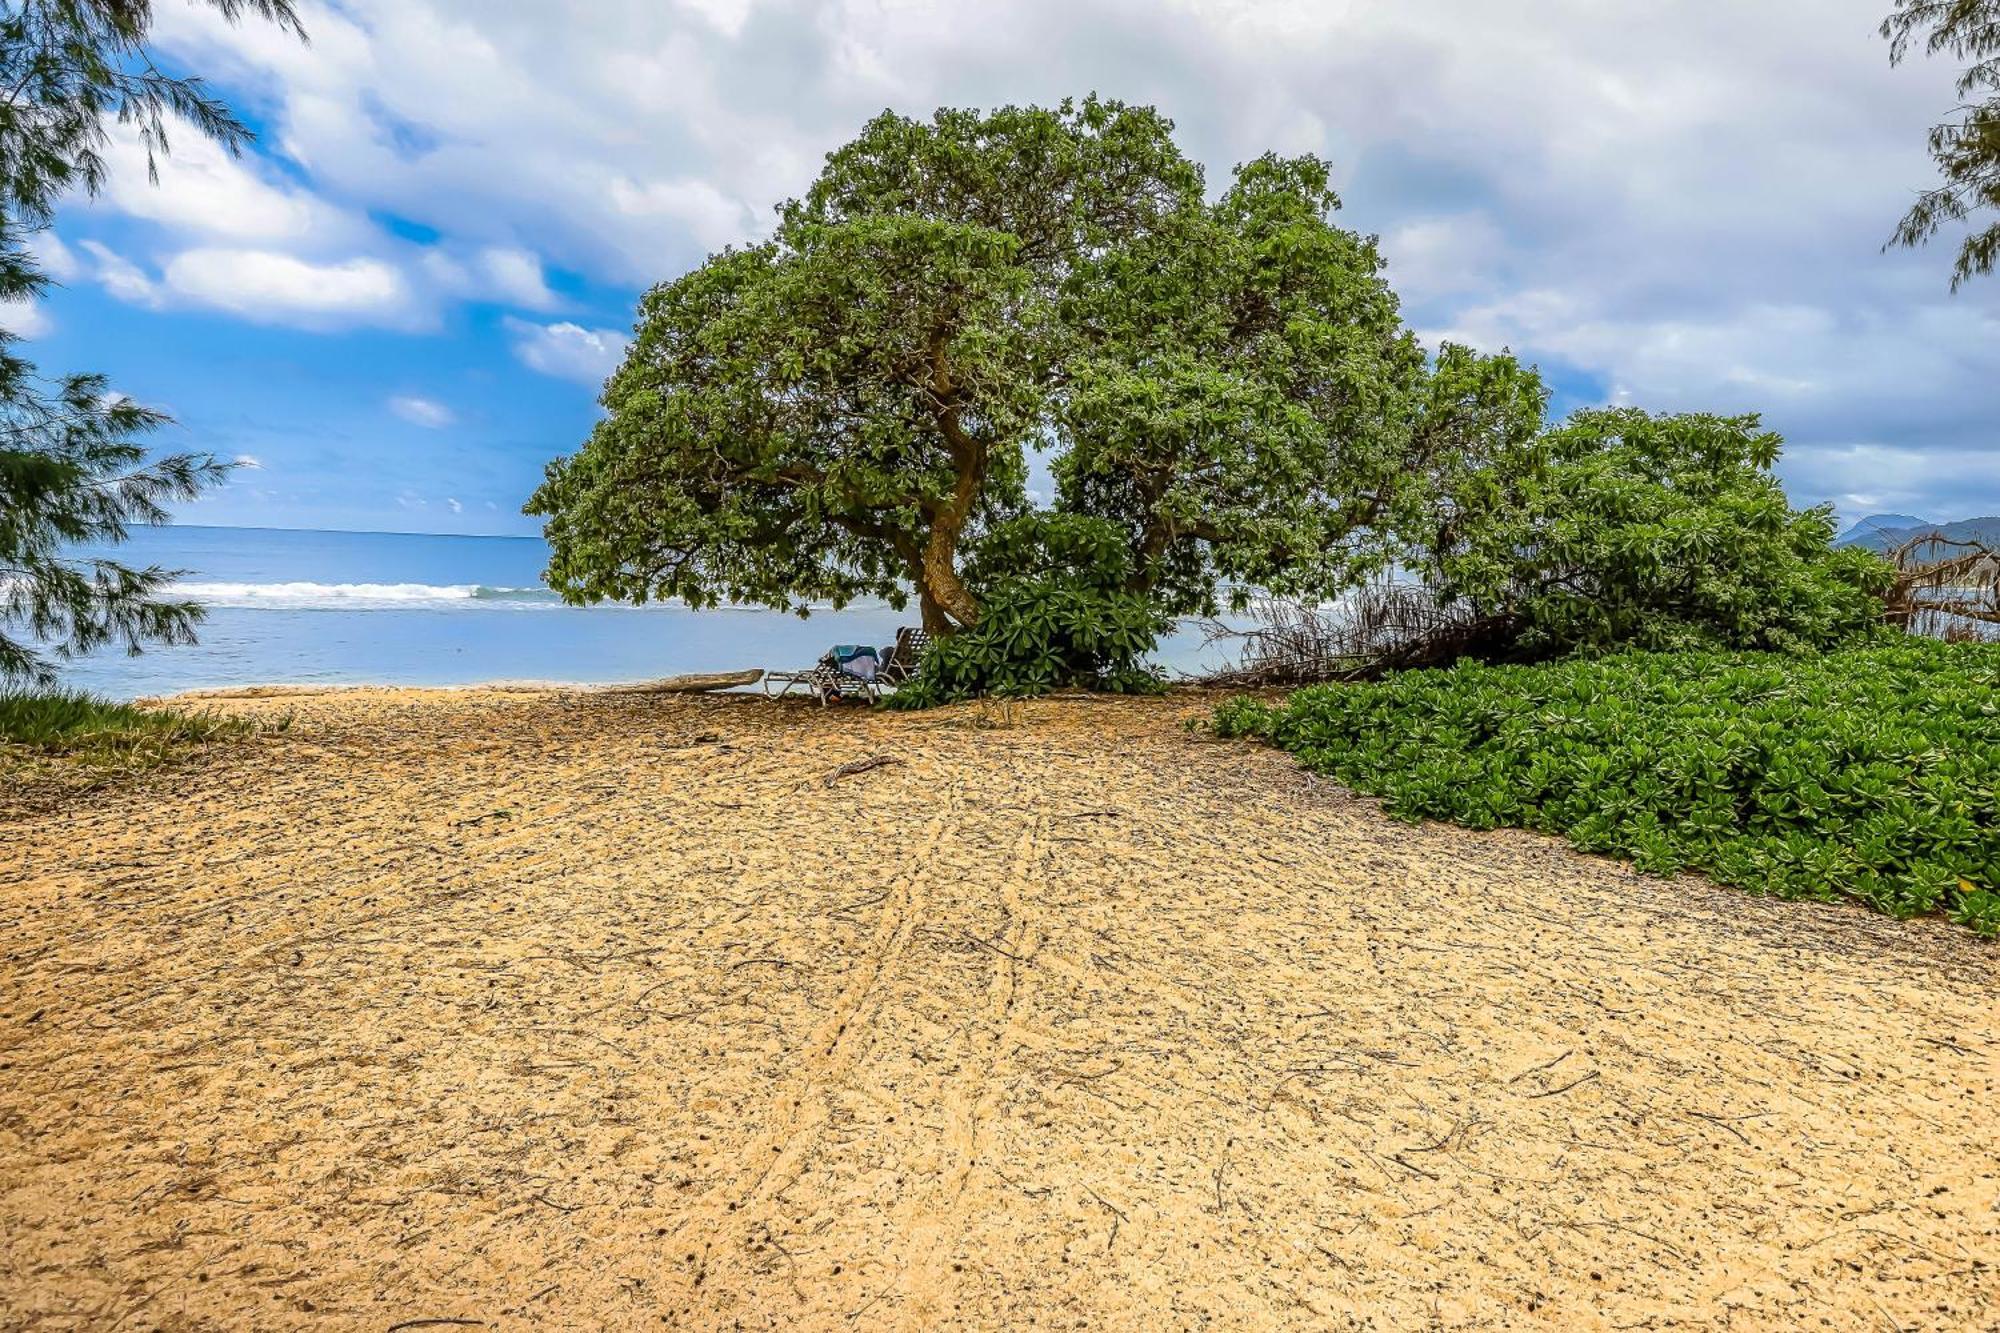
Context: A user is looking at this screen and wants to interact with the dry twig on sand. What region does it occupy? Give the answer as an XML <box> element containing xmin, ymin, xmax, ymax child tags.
<box><xmin>821</xmin><ymin>754</ymin><xmax>901</xmax><ymax>786</ymax></box>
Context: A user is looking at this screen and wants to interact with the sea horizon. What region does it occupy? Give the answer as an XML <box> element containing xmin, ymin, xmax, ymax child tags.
<box><xmin>50</xmin><ymin>522</ymin><xmax>1230</xmax><ymax>698</ymax></box>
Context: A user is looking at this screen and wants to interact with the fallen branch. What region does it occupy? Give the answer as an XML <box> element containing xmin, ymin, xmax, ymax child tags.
<box><xmin>822</xmin><ymin>755</ymin><xmax>901</xmax><ymax>786</ymax></box>
<box><xmin>602</xmin><ymin>669</ymin><xmax>763</xmax><ymax>695</ymax></box>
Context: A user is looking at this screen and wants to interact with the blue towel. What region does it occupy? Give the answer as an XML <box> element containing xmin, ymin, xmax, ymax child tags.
<box><xmin>827</xmin><ymin>644</ymin><xmax>880</xmax><ymax>681</ymax></box>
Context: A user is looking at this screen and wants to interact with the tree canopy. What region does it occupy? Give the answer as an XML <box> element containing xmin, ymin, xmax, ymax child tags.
<box><xmin>1883</xmin><ymin>0</ymin><xmax>2000</xmax><ymax>286</ymax></box>
<box><xmin>0</xmin><ymin>0</ymin><xmax>303</xmax><ymax>683</ymax></box>
<box><xmin>533</xmin><ymin>97</ymin><xmax>1900</xmax><ymax>699</ymax></box>
<box><xmin>530</xmin><ymin>99</ymin><xmax>1523</xmax><ymax>633</ymax></box>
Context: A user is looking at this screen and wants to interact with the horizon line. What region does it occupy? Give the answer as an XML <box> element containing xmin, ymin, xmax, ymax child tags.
<box><xmin>167</xmin><ymin>521</ymin><xmax>545</xmax><ymax>541</ymax></box>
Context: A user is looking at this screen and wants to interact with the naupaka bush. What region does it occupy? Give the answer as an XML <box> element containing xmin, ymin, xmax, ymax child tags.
<box><xmin>1216</xmin><ymin>641</ymin><xmax>1999</xmax><ymax>934</ymax></box>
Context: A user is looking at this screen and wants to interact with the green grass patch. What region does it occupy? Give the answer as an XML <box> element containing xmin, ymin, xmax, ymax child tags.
<box><xmin>1215</xmin><ymin>642</ymin><xmax>2000</xmax><ymax>935</ymax></box>
<box><xmin>0</xmin><ymin>689</ymin><xmax>264</xmax><ymax>801</ymax></box>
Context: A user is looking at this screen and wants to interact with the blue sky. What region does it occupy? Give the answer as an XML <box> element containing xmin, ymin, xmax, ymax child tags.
<box><xmin>13</xmin><ymin>0</ymin><xmax>1999</xmax><ymax>535</ymax></box>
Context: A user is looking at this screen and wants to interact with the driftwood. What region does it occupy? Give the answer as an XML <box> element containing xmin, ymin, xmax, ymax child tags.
<box><xmin>603</xmin><ymin>669</ymin><xmax>763</xmax><ymax>695</ymax></box>
<box><xmin>822</xmin><ymin>754</ymin><xmax>901</xmax><ymax>786</ymax></box>
<box><xmin>1195</xmin><ymin>583</ymin><xmax>1504</xmax><ymax>688</ymax></box>
<box><xmin>1885</xmin><ymin>534</ymin><xmax>1999</xmax><ymax>640</ymax></box>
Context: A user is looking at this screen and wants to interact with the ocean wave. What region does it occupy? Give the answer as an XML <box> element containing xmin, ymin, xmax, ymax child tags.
<box><xmin>162</xmin><ymin>581</ymin><xmax>883</xmax><ymax>613</ymax></box>
<box><xmin>171</xmin><ymin>581</ymin><xmax>566</xmax><ymax>609</ymax></box>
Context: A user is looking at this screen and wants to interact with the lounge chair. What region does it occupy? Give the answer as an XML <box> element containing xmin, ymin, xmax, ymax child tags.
<box><xmin>764</xmin><ymin>629</ymin><xmax>933</xmax><ymax>706</ymax></box>
<box><xmin>878</xmin><ymin>626</ymin><xmax>933</xmax><ymax>686</ymax></box>
<box><xmin>764</xmin><ymin>644</ymin><xmax>885</xmax><ymax>705</ymax></box>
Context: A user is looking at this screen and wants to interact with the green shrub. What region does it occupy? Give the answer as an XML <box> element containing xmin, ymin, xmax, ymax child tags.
<box><xmin>1412</xmin><ymin>409</ymin><xmax>1895</xmax><ymax>659</ymax></box>
<box><xmin>890</xmin><ymin>513</ymin><xmax>1168</xmax><ymax>706</ymax></box>
<box><xmin>1216</xmin><ymin>642</ymin><xmax>2000</xmax><ymax>935</ymax></box>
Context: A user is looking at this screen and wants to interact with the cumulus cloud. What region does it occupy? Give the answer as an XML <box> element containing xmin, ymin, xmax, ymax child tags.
<box><xmin>422</xmin><ymin>245</ymin><xmax>562</xmax><ymax>310</ymax></box>
<box><xmin>0</xmin><ymin>298</ymin><xmax>52</xmax><ymax>338</ymax></box>
<box><xmin>474</xmin><ymin>247</ymin><xmax>559</xmax><ymax>309</ymax></box>
<box><xmin>78</xmin><ymin>227</ymin><xmax>423</xmax><ymax>329</ymax></box>
<box><xmin>80</xmin><ymin>114</ymin><xmax>560</xmax><ymax>328</ymax></box>
<box><xmin>99</xmin><ymin>0</ymin><xmax>2000</xmax><ymax>520</ymax></box>
<box><xmin>95</xmin><ymin>120</ymin><xmax>361</xmax><ymax>247</ymax></box>
<box><xmin>389</xmin><ymin>394</ymin><xmax>456</xmax><ymax>428</ymax></box>
<box><xmin>162</xmin><ymin>249</ymin><xmax>421</xmax><ymax>328</ymax></box>
<box><xmin>80</xmin><ymin>234</ymin><xmax>564</xmax><ymax>330</ymax></box>
<box><xmin>609</xmin><ymin>177</ymin><xmax>760</xmax><ymax>253</ymax></box>
<box><xmin>506</xmin><ymin>317</ymin><xmax>629</xmax><ymax>385</ymax></box>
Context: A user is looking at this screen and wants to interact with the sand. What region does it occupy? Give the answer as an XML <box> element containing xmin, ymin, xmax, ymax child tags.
<box><xmin>1</xmin><ymin>687</ymin><xmax>1994</xmax><ymax>1330</ymax></box>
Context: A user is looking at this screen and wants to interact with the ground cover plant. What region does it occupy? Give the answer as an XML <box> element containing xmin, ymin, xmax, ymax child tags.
<box><xmin>0</xmin><ymin>688</ymin><xmax>259</xmax><ymax>804</ymax></box>
<box><xmin>1215</xmin><ymin>641</ymin><xmax>2000</xmax><ymax>934</ymax></box>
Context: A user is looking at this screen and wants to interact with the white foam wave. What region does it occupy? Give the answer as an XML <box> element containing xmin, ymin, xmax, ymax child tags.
<box><xmin>125</xmin><ymin>580</ymin><xmax>888</xmax><ymax>613</ymax></box>
<box><xmin>171</xmin><ymin>581</ymin><xmax>554</xmax><ymax>609</ymax></box>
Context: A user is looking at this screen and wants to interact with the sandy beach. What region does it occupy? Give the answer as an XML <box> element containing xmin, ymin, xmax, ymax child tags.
<box><xmin>1</xmin><ymin>687</ymin><xmax>1994</xmax><ymax>1330</ymax></box>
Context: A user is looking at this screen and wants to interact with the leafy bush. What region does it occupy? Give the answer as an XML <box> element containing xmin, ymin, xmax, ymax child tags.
<box><xmin>890</xmin><ymin>513</ymin><xmax>1168</xmax><ymax>706</ymax></box>
<box><xmin>1412</xmin><ymin>409</ymin><xmax>1895</xmax><ymax>659</ymax></box>
<box><xmin>1216</xmin><ymin>642</ymin><xmax>2000</xmax><ymax>934</ymax></box>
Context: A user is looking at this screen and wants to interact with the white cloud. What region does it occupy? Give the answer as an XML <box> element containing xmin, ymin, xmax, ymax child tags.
<box><xmin>609</xmin><ymin>177</ymin><xmax>759</xmax><ymax>253</ymax></box>
<box><xmin>389</xmin><ymin>394</ymin><xmax>456</xmax><ymax>428</ymax></box>
<box><xmin>474</xmin><ymin>247</ymin><xmax>559</xmax><ymax>309</ymax></box>
<box><xmin>28</xmin><ymin>232</ymin><xmax>79</xmax><ymax>282</ymax></box>
<box><xmin>233</xmin><ymin>453</ymin><xmax>264</xmax><ymax>468</ymax></box>
<box><xmin>677</xmin><ymin>0</ymin><xmax>758</xmax><ymax>38</ymax></box>
<box><xmin>0</xmin><ymin>298</ymin><xmax>52</xmax><ymax>338</ymax></box>
<box><xmin>80</xmin><ymin>0</ymin><xmax>2000</xmax><ymax>518</ymax></box>
<box><xmin>79</xmin><ymin>240</ymin><xmax>164</xmax><ymax>307</ymax></box>
<box><xmin>446</xmin><ymin>496</ymin><xmax>463</xmax><ymax>513</ymax></box>
<box><xmin>163</xmin><ymin>249</ymin><xmax>419</xmax><ymax>328</ymax></box>
<box><xmin>79</xmin><ymin>238</ymin><xmax>427</xmax><ymax>329</ymax></box>
<box><xmin>1382</xmin><ymin>214</ymin><xmax>1507</xmax><ymax>307</ymax></box>
<box><xmin>96</xmin><ymin>119</ymin><xmax>360</xmax><ymax>247</ymax></box>
<box><xmin>423</xmin><ymin>245</ymin><xmax>561</xmax><ymax>310</ymax></box>
<box><xmin>506</xmin><ymin>317</ymin><xmax>629</xmax><ymax>385</ymax></box>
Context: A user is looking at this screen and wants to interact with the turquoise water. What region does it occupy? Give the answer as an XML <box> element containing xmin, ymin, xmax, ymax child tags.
<box><xmin>52</xmin><ymin>525</ymin><xmax>1227</xmax><ymax>698</ymax></box>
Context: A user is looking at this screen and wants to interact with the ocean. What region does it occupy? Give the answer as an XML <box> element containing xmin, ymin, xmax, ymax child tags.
<box><xmin>50</xmin><ymin>525</ymin><xmax>1228</xmax><ymax>698</ymax></box>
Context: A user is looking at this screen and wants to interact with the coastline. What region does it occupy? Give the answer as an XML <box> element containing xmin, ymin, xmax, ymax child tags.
<box><xmin>151</xmin><ymin>677</ymin><xmax>626</xmax><ymax>701</ymax></box>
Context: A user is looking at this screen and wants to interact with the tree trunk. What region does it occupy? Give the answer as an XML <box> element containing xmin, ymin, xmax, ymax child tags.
<box><xmin>918</xmin><ymin>345</ymin><xmax>987</xmax><ymax>631</ymax></box>
<box><xmin>901</xmin><ymin>535</ymin><xmax>967</xmax><ymax>633</ymax></box>
<box><xmin>917</xmin><ymin>586</ymin><xmax>954</xmax><ymax>634</ymax></box>
<box><xmin>921</xmin><ymin>529</ymin><xmax>980</xmax><ymax>628</ymax></box>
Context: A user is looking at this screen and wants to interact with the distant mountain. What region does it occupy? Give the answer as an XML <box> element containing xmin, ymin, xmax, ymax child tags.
<box><xmin>1837</xmin><ymin>514</ymin><xmax>2000</xmax><ymax>552</ymax></box>
<box><xmin>1837</xmin><ymin>514</ymin><xmax>1926</xmax><ymax>544</ymax></box>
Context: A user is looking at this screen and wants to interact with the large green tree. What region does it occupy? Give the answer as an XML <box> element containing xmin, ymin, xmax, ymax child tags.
<box><xmin>1059</xmin><ymin>159</ymin><xmax>1543</xmax><ymax>616</ymax></box>
<box><xmin>530</xmin><ymin>100</ymin><xmax>1508</xmax><ymax>632</ymax></box>
<box><xmin>1883</xmin><ymin>0</ymin><xmax>2000</xmax><ymax>286</ymax></box>
<box><xmin>0</xmin><ymin>0</ymin><xmax>301</xmax><ymax>683</ymax></box>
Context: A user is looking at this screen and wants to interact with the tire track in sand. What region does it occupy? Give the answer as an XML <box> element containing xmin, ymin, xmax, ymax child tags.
<box><xmin>892</xmin><ymin>813</ymin><xmax>1047</xmax><ymax>1328</ymax></box>
<box><xmin>669</xmin><ymin>784</ymin><xmax>964</xmax><ymax>1241</ymax></box>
